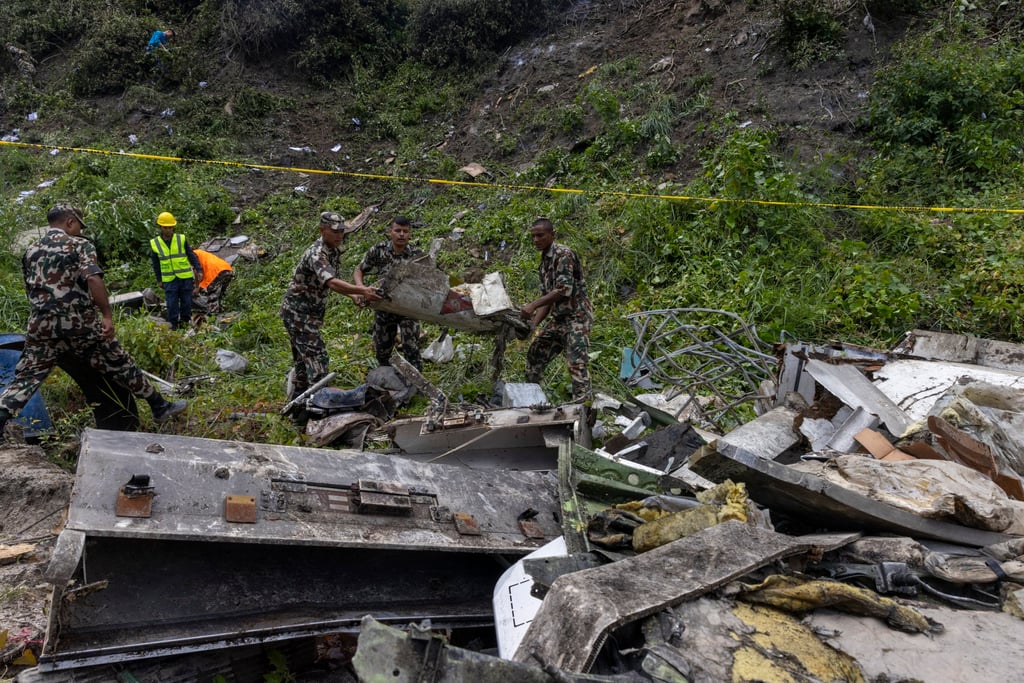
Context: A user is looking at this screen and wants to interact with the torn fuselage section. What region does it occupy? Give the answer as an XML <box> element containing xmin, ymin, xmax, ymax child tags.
<box><xmin>38</xmin><ymin>428</ymin><xmax>565</xmax><ymax>671</ymax></box>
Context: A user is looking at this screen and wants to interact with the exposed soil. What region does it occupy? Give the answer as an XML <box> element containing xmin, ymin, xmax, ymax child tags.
<box><xmin>0</xmin><ymin>444</ymin><xmax>73</xmax><ymax>673</ymax></box>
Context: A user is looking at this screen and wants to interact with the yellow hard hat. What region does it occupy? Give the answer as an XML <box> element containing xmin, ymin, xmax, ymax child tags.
<box><xmin>157</xmin><ymin>211</ymin><xmax>177</xmax><ymax>227</ymax></box>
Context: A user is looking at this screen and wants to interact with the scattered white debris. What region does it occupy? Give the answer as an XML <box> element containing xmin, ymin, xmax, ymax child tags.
<box><xmin>537</xmin><ymin>84</ymin><xmax>556</xmax><ymax>94</ymax></box>
<box><xmin>738</xmin><ymin>120</ymin><xmax>753</xmax><ymax>129</ymax></box>
<box><xmin>27</xmin><ymin>112</ymin><xmax>38</xmax><ymax>121</ymax></box>
<box><xmin>128</xmin><ymin>134</ymin><xmax>139</xmax><ymax>144</ymax></box>
<box><xmin>331</xmin><ymin>144</ymin><xmax>342</xmax><ymax>152</ymax></box>
<box><xmin>289</xmin><ymin>146</ymin><xmax>314</xmax><ymax>153</ymax></box>
<box><xmin>198</xmin><ymin>81</ymin><xmax>208</xmax><ymax>88</ymax></box>
<box><xmin>49</xmin><ymin>148</ymin><xmax>59</xmax><ymax>155</ymax></box>
<box><xmin>352</xmin><ymin>118</ymin><xmax>361</xmax><ymax>126</ymax></box>
<box><xmin>160</xmin><ymin>109</ymin><xmax>175</xmax><ymax>118</ymax></box>
<box><xmin>2</xmin><ymin>129</ymin><xmax>19</xmax><ymax>142</ymax></box>
<box><xmin>293</xmin><ymin>185</ymin><xmax>308</xmax><ymax>193</ymax></box>
<box><xmin>460</xmin><ymin>163</ymin><xmax>488</xmax><ymax>178</ymax></box>
<box><xmin>228</xmin><ymin>235</ymin><xmax>249</xmax><ymax>246</ymax></box>
<box><xmin>36</xmin><ymin>178</ymin><xmax>56</xmax><ymax>188</ymax></box>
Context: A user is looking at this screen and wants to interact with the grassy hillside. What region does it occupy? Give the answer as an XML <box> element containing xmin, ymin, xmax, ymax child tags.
<box><xmin>1</xmin><ymin>0</ymin><xmax>1023</xmax><ymax>452</ymax></box>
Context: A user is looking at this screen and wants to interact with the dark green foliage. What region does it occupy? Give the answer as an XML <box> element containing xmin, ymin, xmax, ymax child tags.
<box><xmin>217</xmin><ymin>0</ymin><xmax>410</xmax><ymax>80</ymax></box>
<box><xmin>866</xmin><ymin>34</ymin><xmax>1024</xmax><ymax>192</ymax></box>
<box><xmin>0</xmin><ymin>0</ymin><xmax>92</xmax><ymax>56</ymax></box>
<box><xmin>409</xmin><ymin>0</ymin><xmax>564</xmax><ymax>68</ymax></box>
<box><xmin>771</xmin><ymin>0</ymin><xmax>844</xmax><ymax>69</ymax></box>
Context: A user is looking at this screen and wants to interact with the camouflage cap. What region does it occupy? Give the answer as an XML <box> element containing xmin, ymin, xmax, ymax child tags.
<box><xmin>49</xmin><ymin>203</ymin><xmax>89</xmax><ymax>230</ymax></box>
<box><xmin>319</xmin><ymin>211</ymin><xmax>351</xmax><ymax>233</ymax></box>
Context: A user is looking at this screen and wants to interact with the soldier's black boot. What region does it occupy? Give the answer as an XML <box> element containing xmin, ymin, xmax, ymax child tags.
<box><xmin>147</xmin><ymin>393</ymin><xmax>187</xmax><ymax>422</ymax></box>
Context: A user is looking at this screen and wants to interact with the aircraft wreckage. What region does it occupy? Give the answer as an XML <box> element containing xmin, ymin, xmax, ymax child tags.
<box><xmin>13</xmin><ymin>303</ymin><xmax>1024</xmax><ymax>681</ymax></box>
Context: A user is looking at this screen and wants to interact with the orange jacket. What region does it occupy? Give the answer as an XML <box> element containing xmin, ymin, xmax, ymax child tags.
<box><xmin>194</xmin><ymin>249</ymin><xmax>233</xmax><ymax>289</ymax></box>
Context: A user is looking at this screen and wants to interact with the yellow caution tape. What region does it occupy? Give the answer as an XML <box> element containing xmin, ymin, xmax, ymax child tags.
<box><xmin>3</xmin><ymin>139</ymin><xmax>1023</xmax><ymax>215</ymax></box>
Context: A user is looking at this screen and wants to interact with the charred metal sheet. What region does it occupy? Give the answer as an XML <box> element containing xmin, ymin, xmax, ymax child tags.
<box><xmin>690</xmin><ymin>440</ymin><xmax>1014</xmax><ymax>547</ymax></box>
<box><xmin>62</xmin><ymin>429</ymin><xmax>560</xmax><ymax>550</ymax></box>
<box><xmin>893</xmin><ymin>328</ymin><xmax>1024</xmax><ymax>372</ymax></box>
<box><xmin>521</xmin><ymin>554</ymin><xmax>605</xmax><ymax>599</ymax></box>
<box><xmin>716</xmin><ymin>406</ymin><xmax>800</xmax><ymax>460</ymax></box>
<box><xmin>352</xmin><ymin>616</ymin><xmax>607</xmax><ymax>682</ymax></box>
<box><xmin>389</xmin><ymin>404</ymin><xmax>587</xmax><ymax>470</ymax></box>
<box><xmin>38</xmin><ymin>428</ymin><xmax>564</xmax><ymax>671</ymax></box>
<box><xmin>804</xmin><ymin>358</ymin><xmax>912</xmax><ymax>437</ymax></box>
<box><xmin>512</xmin><ymin>522</ymin><xmax>857</xmax><ymax>673</ymax></box>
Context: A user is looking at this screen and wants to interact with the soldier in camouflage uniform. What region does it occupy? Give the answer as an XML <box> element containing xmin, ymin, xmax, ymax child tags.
<box><xmin>520</xmin><ymin>217</ymin><xmax>594</xmax><ymax>402</ymax></box>
<box><xmin>280</xmin><ymin>211</ymin><xmax>382</xmax><ymax>402</ymax></box>
<box><xmin>353</xmin><ymin>216</ymin><xmax>425</xmax><ymax>370</ymax></box>
<box><xmin>0</xmin><ymin>204</ymin><xmax>186</xmax><ymax>435</ymax></box>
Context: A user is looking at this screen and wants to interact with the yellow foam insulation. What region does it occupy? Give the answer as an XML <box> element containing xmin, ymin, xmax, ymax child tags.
<box><xmin>738</xmin><ymin>575</ymin><xmax>937</xmax><ymax>634</ymax></box>
<box><xmin>730</xmin><ymin>602</ymin><xmax>865</xmax><ymax>683</ymax></box>
<box><xmin>630</xmin><ymin>480</ymin><xmax>749</xmax><ymax>552</ymax></box>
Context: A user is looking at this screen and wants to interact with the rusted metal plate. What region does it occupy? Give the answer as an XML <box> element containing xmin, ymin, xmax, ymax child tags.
<box><xmin>114</xmin><ymin>490</ymin><xmax>152</xmax><ymax>518</ymax></box>
<box><xmin>454</xmin><ymin>512</ymin><xmax>481</xmax><ymax>535</ymax></box>
<box><xmin>224</xmin><ymin>494</ymin><xmax>256</xmax><ymax>523</ymax></box>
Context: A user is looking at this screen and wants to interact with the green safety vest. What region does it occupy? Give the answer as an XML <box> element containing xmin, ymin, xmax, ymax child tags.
<box><xmin>150</xmin><ymin>233</ymin><xmax>193</xmax><ymax>282</ymax></box>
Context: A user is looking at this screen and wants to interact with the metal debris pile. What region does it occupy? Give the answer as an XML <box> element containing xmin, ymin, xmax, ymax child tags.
<box><xmin>9</xmin><ymin>317</ymin><xmax>1024</xmax><ymax>681</ymax></box>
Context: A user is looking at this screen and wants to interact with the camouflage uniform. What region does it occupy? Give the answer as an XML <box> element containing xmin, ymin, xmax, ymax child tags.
<box><xmin>357</xmin><ymin>240</ymin><xmax>425</xmax><ymax>370</ymax></box>
<box><xmin>280</xmin><ymin>237</ymin><xmax>342</xmax><ymax>398</ymax></box>
<box><xmin>525</xmin><ymin>242</ymin><xmax>594</xmax><ymax>401</ymax></box>
<box><xmin>0</xmin><ymin>227</ymin><xmax>157</xmax><ymax>419</ymax></box>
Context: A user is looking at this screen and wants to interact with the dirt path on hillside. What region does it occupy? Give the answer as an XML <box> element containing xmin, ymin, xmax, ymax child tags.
<box><xmin>0</xmin><ymin>444</ymin><xmax>73</xmax><ymax>671</ymax></box>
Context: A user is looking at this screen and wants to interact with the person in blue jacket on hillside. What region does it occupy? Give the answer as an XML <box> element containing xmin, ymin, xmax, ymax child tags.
<box><xmin>147</xmin><ymin>28</ymin><xmax>175</xmax><ymax>53</ymax></box>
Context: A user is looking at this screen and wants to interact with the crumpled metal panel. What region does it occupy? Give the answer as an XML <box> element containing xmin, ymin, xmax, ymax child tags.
<box><xmin>39</xmin><ymin>428</ymin><xmax>564</xmax><ymax>671</ymax></box>
<box><xmin>64</xmin><ymin>428</ymin><xmax>560</xmax><ymax>549</ymax></box>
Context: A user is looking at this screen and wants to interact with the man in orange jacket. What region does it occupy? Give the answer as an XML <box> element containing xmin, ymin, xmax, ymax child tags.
<box><xmin>193</xmin><ymin>249</ymin><xmax>234</xmax><ymax>315</ymax></box>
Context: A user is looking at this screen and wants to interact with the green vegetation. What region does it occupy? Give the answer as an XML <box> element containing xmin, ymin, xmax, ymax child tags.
<box><xmin>1</xmin><ymin>0</ymin><xmax>1023</xmax><ymax>456</ymax></box>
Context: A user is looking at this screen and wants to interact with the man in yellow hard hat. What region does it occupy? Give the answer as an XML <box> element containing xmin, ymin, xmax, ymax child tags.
<box><xmin>150</xmin><ymin>211</ymin><xmax>202</xmax><ymax>330</ymax></box>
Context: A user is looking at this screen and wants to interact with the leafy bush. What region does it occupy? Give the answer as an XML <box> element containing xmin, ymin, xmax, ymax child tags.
<box><xmin>866</xmin><ymin>35</ymin><xmax>1024</xmax><ymax>191</ymax></box>
<box><xmin>409</xmin><ymin>0</ymin><xmax>564</xmax><ymax>68</ymax></box>
<box><xmin>217</xmin><ymin>0</ymin><xmax>410</xmax><ymax>79</ymax></box>
<box><xmin>67</xmin><ymin>13</ymin><xmax>155</xmax><ymax>96</ymax></box>
<box><xmin>771</xmin><ymin>0</ymin><xmax>844</xmax><ymax>69</ymax></box>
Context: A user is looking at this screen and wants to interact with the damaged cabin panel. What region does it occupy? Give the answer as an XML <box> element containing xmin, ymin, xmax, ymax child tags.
<box><xmin>512</xmin><ymin>522</ymin><xmax>857</xmax><ymax>673</ymax></box>
<box><xmin>374</xmin><ymin>260</ymin><xmax>528</xmax><ymax>334</ymax></box>
<box><xmin>690</xmin><ymin>440</ymin><xmax>1015</xmax><ymax>547</ymax></box>
<box><xmin>389</xmin><ymin>403</ymin><xmax>588</xmax><ymax>469</ymax></box>
<box><xmin>39</xmin><ymin>428</ymin><xmax>566</xmax><ymax>671</ymax></box>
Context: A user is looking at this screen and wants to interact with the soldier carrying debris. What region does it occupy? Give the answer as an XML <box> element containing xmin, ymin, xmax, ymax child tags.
<box><xmin>353</xmin><ymin>215</ymin><xmax>425</xmax><ymax>370</ymax></box>
<box><xmin>520</xmin><ymin>216</ymin><xmax>594</xmax><ymax>402</ymax></box>
<box><xmin>279</xmin><ymin>211</ymin><xmax>382</xmax><ymax>406</ymax></box>
<box><xmin>0</xmin><ymin>204</ymin><xmax>187</xmax><ymax>436</ymax></box>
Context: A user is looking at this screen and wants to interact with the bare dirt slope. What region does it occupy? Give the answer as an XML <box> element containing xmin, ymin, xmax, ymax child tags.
<box><xmin>0</xmin><ymin>444</ymin><xmax>72</xmax><ymax>669</ymax></box>
<box><xmin>444</xmin><ymin>0</ymin><xmax>921</xmax><ymax>179</ymax></box>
